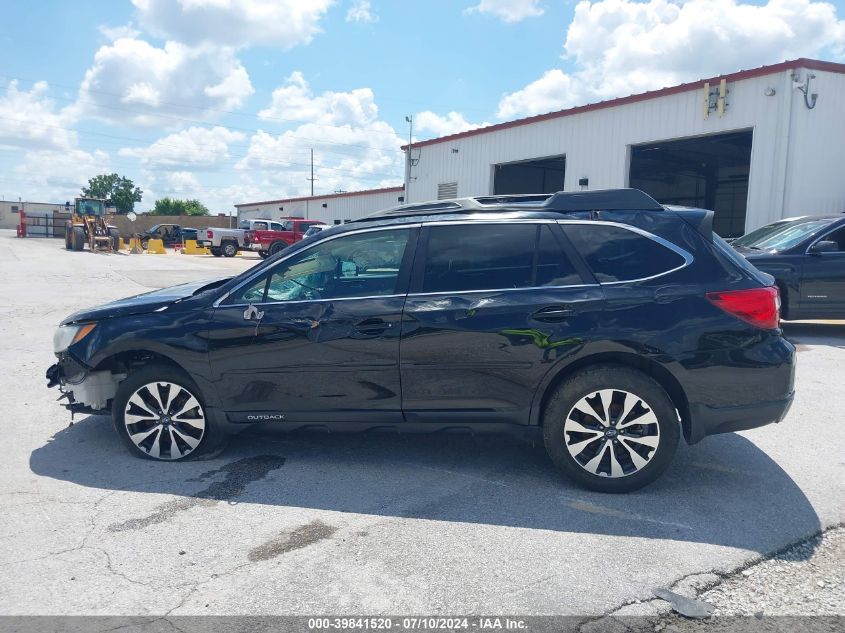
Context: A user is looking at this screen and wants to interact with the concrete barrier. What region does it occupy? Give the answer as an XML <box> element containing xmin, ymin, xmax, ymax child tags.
<box><xmin>123</xmin><ymin>237</ymin><xmax>141</xmax><ymax>251</ymax></box>
<box><xmin>145</xmin><ymin>238</ymin><xmax>166</xmax><ymax>254</ymax></box>
<box><xmin>180</xmin><ymin>239</ymin><xmax>210</xmax><ymax>255</ymax></box>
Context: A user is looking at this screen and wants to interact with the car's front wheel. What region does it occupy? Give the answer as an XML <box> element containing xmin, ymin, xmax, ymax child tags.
<box><xmin>542</xmin><ymin>365</ymin><xmax>680</xmax><ymax>493</ymax></box>
<box><xmin>112</xmin><ymin>365</ymin><xmax>217</xmax><ymax>461</ymax></box>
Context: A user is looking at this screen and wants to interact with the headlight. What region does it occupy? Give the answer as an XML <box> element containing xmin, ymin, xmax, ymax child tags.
<box><xmin>53</xmin><ymin>323</ymin><xmax>97</xmax><ymax>353</ymax></box>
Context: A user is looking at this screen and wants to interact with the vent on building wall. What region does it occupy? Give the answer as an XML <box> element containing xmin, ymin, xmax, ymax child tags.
<box><xmin>437</xmin><ymin>182</ymin><xmax>458</xmax><ymax>200</ymax></box>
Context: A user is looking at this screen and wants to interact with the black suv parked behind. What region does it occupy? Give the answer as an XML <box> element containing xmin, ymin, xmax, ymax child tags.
<box><xmin>47</xmin><ymin>189</ymin><xmax>795</xmax><ymax>492</ymax></box>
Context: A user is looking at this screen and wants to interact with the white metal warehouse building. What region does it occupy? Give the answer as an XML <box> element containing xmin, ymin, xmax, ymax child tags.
<box><xmin>235</xmin><ymin>59</ymin><xmax>844</xmax><ymax>238</ymax></box>
<box><xmin>403</xmin><ymin>58</ymin><xmax>845</xmax><ymax>237</ymax></box>
<box><xmin>236</xmin><ymin>186</ymin><xmax>405</xmax><ymax>225</ymax></box>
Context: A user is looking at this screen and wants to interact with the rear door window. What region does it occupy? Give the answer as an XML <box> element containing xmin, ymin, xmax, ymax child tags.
<box><xmin>564</xmin><ymin>224</ymin><xmax>687</xmax><ymax>283</ymax></box>
<box><xmin>420</xmin><ymin>223</ymin><xmax>581</xmax><ymax>293</ymax></box>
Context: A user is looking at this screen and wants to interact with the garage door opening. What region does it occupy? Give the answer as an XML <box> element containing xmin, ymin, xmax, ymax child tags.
<box><xmin>494</xmin><ymin>155</ymin><xmax>566</xmax><ymax>195</ymax></box>
<box><xmin>629</xmin><ymin>131</ymin><xmax>752</xmax><ymax>238</ymax></box>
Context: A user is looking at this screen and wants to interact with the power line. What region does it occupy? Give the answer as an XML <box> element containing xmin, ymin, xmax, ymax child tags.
<box><xmin>0</xmin><ymin>73</ymin><xmax>410</xmax><ymax>149</ymax></box>
<box><xmin>0</xmin><ymin>115</ymin><xmax>404</xmax><ymax>180</ymax></box>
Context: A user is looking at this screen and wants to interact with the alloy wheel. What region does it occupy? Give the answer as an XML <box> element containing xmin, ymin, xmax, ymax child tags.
<box><xmin>564</xmin><ymin>389</ymin><xmax>661</xmax><ymax>478</ymax></box>
<box><xmin>123</xmin><ymin>381</ymin><xmax>206</xmax><ymax>460</ymax></box>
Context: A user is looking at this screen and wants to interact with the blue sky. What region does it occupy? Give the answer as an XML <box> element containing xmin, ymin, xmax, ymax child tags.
<box><xmin>1</xmin><ymin>0</ymin><xmax>844</xmax><ymax>212</ymax></box>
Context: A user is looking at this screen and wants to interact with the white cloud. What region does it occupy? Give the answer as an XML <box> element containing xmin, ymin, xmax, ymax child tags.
<box><xmin>0</xmin><ymin>81</ymin><xmax>78</xmax><ymax>151</ymax></box>
<box><xmin>99</xmin><ymin>23</ymin><xmax>141</xmax><ymax>41</ymax></box>
<box><xmin>132</xmin><ymin>0</ymin><xmax>333</xmax><ymax>49</ymax></box>
<box><xmin>347</xmin><ymin>0</ymin><xmax>378</xmax><ymax>23</ymax></box>
<box><xmin>259</xmin><ymin>71</ymin><xmax>378</xmax><ymax>127</ymax></box>
<box><xmin>13</xmin><ymin>149</ymin><xmax>110</xmax><ymax>202</ymax></box>
<box><xmin>119</xmin><ymin>126</ymin><xmax>246</xmax><ymax>169</ymax></box>
<box><xmin>78</xmin><ymin>38</ymin><xmax>254</xmax><ymax>127</ymax></box>
<box><xmin>466</xmin><ymin>0</ymin><xmax>543</xmax><ymax>23</ymax></box>
<box><xmin>415</xmin><ymin>111</ymin><xmax>490</xmax><ymax>138</ymax></box>
<box><xmin>498</xmin><ymin>0</ymin><xmax>845</xmax><ymax>118</ymax></box>
<box><xmin>242</xmin><ymin>73</ymin><xmax>404</xmax><ymax>196</ymax></box>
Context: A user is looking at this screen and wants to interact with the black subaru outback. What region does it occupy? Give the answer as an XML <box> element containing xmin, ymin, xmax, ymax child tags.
<box><xmin>47</xmin><ymin>189</ymin><xmax>795</xmax><ymax>492</ymax></box>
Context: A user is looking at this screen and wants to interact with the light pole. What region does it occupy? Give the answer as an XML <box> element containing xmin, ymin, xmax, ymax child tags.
<box><xmin>405</xmin><ymin>115</ymin><xmax>413</xmax><ymax>203</ymax></box>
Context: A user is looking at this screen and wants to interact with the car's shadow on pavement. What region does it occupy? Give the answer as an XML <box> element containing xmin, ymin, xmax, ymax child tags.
<box><xmin>30</xmin><ymin>416</ymin><xmax>821</xmax><ymax>559</ymax></box>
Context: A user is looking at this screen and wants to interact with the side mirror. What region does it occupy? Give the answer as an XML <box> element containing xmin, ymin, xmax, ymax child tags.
<box><xmin>809</xmin><ymin>240</ymin><xmax>839</xmax><ymax>254</ymax></box>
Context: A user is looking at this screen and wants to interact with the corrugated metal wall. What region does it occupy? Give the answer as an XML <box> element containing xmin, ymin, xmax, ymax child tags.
<box><xmin>237</xmin><ymin>189</ymin><xmax>405</xmax><ymax>224</ymax></box>
<box><xmin>408</xmin><ymin>67</ymin><xmax>845</xmax><ymax>232</ymax></box>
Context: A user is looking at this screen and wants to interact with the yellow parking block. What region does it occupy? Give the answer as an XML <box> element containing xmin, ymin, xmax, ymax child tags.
<box><xmin>123</xmin><ymin>237</ymin><xmax>140</xmax><ymax>251</ymax></box>
<box><xmin>146</xmin><ymin>238</ymin><xmax>166</xmax><ymax>254</ymax></box>
<box><xmin>180</xmin><ymin>239</ymin><xmax>210</xmax><ymax>255</ymax></box>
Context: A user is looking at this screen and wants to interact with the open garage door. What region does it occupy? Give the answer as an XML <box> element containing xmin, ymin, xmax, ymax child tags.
<box><xmin>494</xmin><ymin>155</ymin><xmax>566</xmax><ymax>195</ymax></box>
<box><xmin>629</xmin><ymin>131</ymin><xmax>752</xmax><ymax>238</ymax></box>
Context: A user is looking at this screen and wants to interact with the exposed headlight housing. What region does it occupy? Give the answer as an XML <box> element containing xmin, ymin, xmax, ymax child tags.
<box><xmin>53</xmin><ymin>323</ymin><xmax>97</xmax><ymax>354</ymax></box>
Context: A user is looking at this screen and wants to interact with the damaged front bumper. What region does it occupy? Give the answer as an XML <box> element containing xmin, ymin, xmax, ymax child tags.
<box><xmin>46</xmin><ymin>356</ymin><xmax>124</xmax><ymax>416</ymax></box>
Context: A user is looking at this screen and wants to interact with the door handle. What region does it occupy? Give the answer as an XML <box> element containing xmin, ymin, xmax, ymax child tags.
<box><xmin>531</xmin><ymin>306</ymin><xmax>576</xmax><ymax>322</ymax></box>
<box><xmin>355</xmin><ymin>318</ymin><xmax>392</xmax><ymax>335</ymax></box>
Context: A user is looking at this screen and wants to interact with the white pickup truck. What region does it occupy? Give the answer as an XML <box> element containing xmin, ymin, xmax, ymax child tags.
<box><xmin>199</xmin><ymin>219</ymin><xmax>283</xmax><ymax>257</ymax></box>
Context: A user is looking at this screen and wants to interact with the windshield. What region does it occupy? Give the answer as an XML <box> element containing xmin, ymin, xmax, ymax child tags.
<box><xmin>731</xmin><ymin>220</ymin><xmax>793</xmax><ymax>248</ymax></box>
<box><xmin>736</xmin><ymin>219</ymin><xmax>833</xmax><ymax>251</ymax></box>
<box><xmin>148</xmin><ymin>224</ymin><xmax>160</xmax><ymax>233</ymax></box>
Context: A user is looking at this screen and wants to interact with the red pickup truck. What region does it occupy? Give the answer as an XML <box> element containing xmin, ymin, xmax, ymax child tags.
<box><xmin>244</xmin><ymin>217</ymin><xmax>328</xmax><ymax>258</ymax></box>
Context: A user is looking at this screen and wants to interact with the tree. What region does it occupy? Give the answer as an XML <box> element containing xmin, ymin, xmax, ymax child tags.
<box><xmin>150</xmin><ymin>197</ymin><xmax>210</xmax><ymax>216</ymax></box>
<box><xmin>82</xmin><ymin>174</ymin><xmax>143</xmax><ymax>215</ymax></box>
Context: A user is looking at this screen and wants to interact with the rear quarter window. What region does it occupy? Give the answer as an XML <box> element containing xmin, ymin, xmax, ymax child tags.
<box><xmin>564</xmin><ymin>224</ymin><xmax>687</xmax><ymax>283</ymax></box>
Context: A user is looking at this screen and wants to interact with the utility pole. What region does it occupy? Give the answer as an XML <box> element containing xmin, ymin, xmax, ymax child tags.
<box><xmin>307</xmin><ymin>148</ymin><xmax>317</xmax><ymax>196</ymax></box>
<box><xmin>405</xmin><ymin>115</ymin><xmax>413</xmax><ymax>202</ymax></box>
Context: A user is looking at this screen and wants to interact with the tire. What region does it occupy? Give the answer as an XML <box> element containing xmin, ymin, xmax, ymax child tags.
<box><xmin>112</xmin><ymin>364</ymin><xmax>220</xmax><ymax>461</ymax></box>
<box><xmin>140</xmin><ymin>239</ymin><xmax>149</xmax><ymax>251</ymax></box>
<box><xmin>258</xmin><ymin>250</ymin><xmax>269</xmax><ymax>259</ymax></box>
<box><xmin>268</xmin><ymin>240</ymin><xmax>288</xmax><ymax>256</ymax></box>
<box><xmin>64</xmin><ymin>222</ymin><xmax>72</xmax><ymax>250</ymax></box>
<box><xmin>221</xmin><ymin>241</ymin><xmax>237</xmax><ymax>257</ymax></box>
<box><xmin>542</xmin><ymin>365</ymin><xmax>680</xmax><ymax>493</ymax></box>
<box><xmin>210</xmin><ymin>247</ymin><xmax>222</xmax><ymax>257</ymax></box>
<box><xmin>71</xmin><ymin>226</ymin><xmax>85</xmax><ymax>251</ymax></box>
<box><xmin>109</xmin><ymin>228</ymin><xmax>120</xmax><ymax>252</ymax></box>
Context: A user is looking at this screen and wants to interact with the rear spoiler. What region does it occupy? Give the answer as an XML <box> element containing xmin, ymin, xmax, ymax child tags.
<box><xmin>664</xmin><ymin>206</ymin><xmax>715</xmax><ymax>241</ymax></box>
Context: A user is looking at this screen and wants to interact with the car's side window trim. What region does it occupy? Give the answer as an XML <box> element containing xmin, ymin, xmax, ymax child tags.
<box><xmin>214</xmin><ymin>224</ymin><xmax>421</xmax><ymax>308</ymax></box>
<box><xmin>557</xmin><ymin>219</ymin><xmax>693</xmax><ymax>285</ymax></box>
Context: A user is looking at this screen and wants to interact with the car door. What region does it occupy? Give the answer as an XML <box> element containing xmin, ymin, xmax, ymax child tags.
<box><xmin>801</xmin><ymin>224</ymin><xmax>845</xmax><ymax>317</ymax></box>
<box><xmin>207</xmin><ymin>226</ymin><xmax>418</xmax><ymax>423</ymax></box>
<box><xmin>399</xmin><ymin>220</ymin><xmax>604</xmax><ymax>425</ymax></box>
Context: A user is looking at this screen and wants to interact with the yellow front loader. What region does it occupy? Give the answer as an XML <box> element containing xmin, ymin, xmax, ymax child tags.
<box><xmin>64</xmin><ymin>198</ymin><xmax>120</xmax><ymax>252</ymax></box>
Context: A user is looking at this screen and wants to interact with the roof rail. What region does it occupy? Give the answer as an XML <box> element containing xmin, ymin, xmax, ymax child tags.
<box><xmin>360</xmin><ymin>187</ymin><xmax>664</xmax><ymax>220</ymax></box>
<box><xmin>544</xmin><ymin>188</ymin><xmax>663</xmax><ymax>212</ymax></box>
<box><xmin>474</xmin><ymin>194</ymin><xmax>553</xmax><ymax>205</ymax></box>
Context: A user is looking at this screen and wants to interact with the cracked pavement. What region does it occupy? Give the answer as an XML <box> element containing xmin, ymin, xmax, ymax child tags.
<box><xmin>1</xmin><ymin>232</ymin><xmax>843</xmax><ymax>616</ymax></box>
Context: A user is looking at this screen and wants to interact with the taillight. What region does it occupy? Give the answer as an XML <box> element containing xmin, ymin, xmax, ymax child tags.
<box><xmin>705</xmin><ymin>286</ymin><xmax>780</xmax><ymax>329</ymax></box>
<box><xmin>207</xmin><ymin>230</ymin><xmax>213</xmax><ymax>239</ymax></box>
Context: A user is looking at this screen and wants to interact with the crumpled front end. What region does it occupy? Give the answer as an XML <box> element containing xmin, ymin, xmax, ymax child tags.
<box><xmin>46</xmin><ymin>354</ymin><xmax>125</xmax><ymax>417</ymax></box>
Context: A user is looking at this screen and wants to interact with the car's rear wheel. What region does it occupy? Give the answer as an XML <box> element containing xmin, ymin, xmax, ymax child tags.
<box><xmin>221</xmin><ymin>241</ymin><xmax>237</xmax><ymax>257</ymax></box>
<box><xmin>542</xmin><ymin>365</ymin><xmax>679</xmax><ymax>493</ymax></box>
<box><xmin>112</xmin><ymin>365</ymin><xmax>218</xmax><ymax>461</ymax></box>
<box><xmin>210</xmin><ymin>246</ymin><xmax>222</xmax><ymax>257</ymax></box>
<box><xmin>268</xmin><ymin>240</ymin><xmax>288</xmax><ymax>256</ymax></box>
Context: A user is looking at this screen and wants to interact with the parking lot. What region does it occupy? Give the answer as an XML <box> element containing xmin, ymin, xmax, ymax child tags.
<box><xmin>1</xmin><ymin>230</ymin><xmax>842</xmax><ymax>618</ymax></box>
